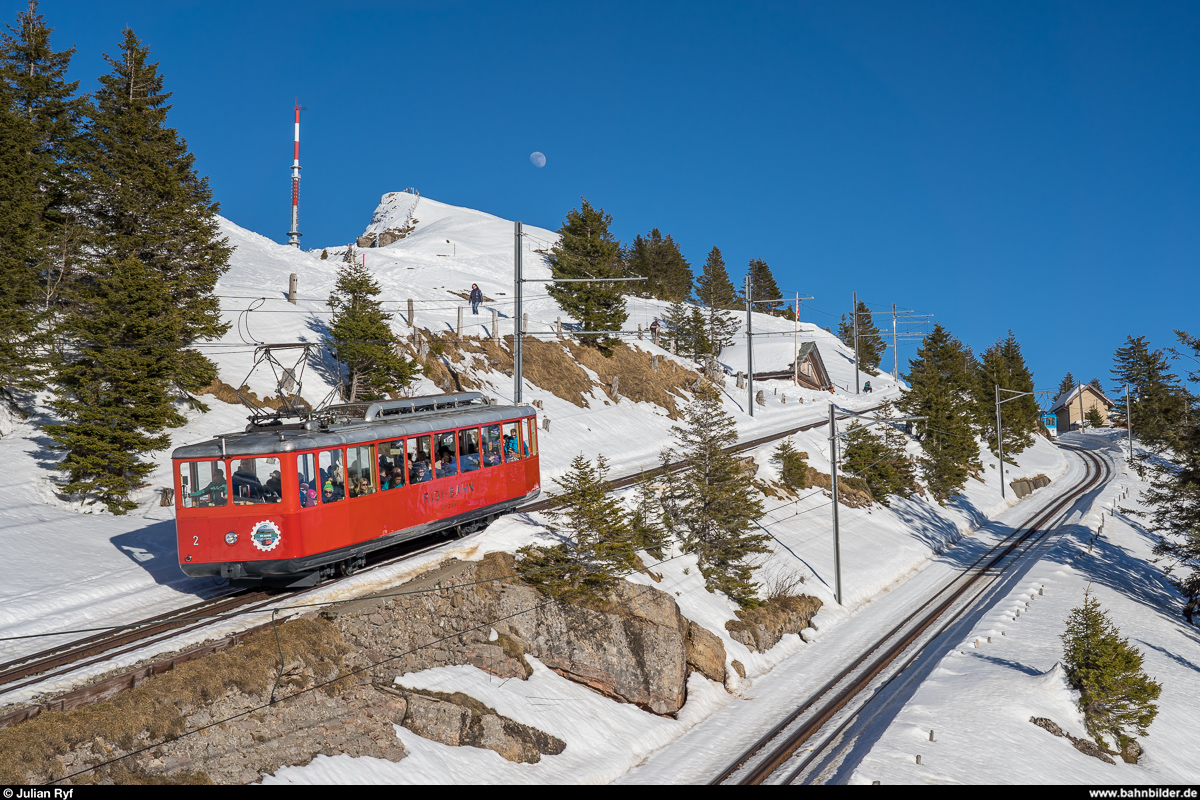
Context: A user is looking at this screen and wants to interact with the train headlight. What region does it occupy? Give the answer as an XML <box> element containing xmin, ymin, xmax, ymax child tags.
<box><xmin>225</xmin><ymin>531</ymin><xmax>238</xmax><ymax>546</ymax></box>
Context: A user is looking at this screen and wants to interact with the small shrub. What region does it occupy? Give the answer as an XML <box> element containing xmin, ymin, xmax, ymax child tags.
<box><xmin>774</xmin><ymin>439</ymin><xmax>808</xmax><ymax>489</ymax></box>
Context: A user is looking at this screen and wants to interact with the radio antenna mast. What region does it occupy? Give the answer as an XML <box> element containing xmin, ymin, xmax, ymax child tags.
<box><xmin>287</xmin><ymin>100</ymin><xmax>307</xmax><ymax>247</ymax></box>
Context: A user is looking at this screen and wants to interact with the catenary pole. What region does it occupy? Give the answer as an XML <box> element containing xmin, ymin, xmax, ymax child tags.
<box><xmin>892</xmin><ymin>302</ymin><xmax>898</xmax><ymax>379</ymax></box>
<box><xmin>852</xmin><ymin>291</ymin><xmax>860</xmax><ymax>394</ymax></box>
<box><xmin>1127</xmin><ymin>384</ymin><xmax>1133</xmax><ymax>460</ymax></box>
<box><xmin>287</xmin><ymin>101</ymin><xmax>305</xmax><ymax>247</ymax></box>
<box><xmin>514</xmin><ymin>221</ymin><xmax>523</xmax><ymax>404</ymax></box>
<box><xmin>794</xmin><ymin>292</ymin><xmax>799</xmax><ymax>386</ymax></box>
<box><xmin>1078</xmin><ymin>381</ymin><xmax>1086</xmax><ymax>433</ymax></box>
<box><xmin>996</xmin><ymin>384</ymin><xmax>1006</xmax><ymax>499</ymax></box>
<box><xmin>829</xmin><ymin>402</ymin><xmax>842</xmax><ymax>605</ymax></box>
<box><xmin>746</xmin><ymin>274</ymin><xmax>754</xmax><ymax>417</ymax></box>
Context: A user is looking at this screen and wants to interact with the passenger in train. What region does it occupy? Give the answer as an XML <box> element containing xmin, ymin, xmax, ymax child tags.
<box><xmin>483</xmin><ymin>441</ymin><xmax>502</xmax><ymax>467</ymax></box>
<box><xmin>187</xmin><ymin>467</ymin><xmax>227</xmax><ymax>505</ymax></box>
<box><xmin>436</xmin><ymin>448</ymin><xmax>458</xmax><ymax>478</ymax></box>
<box><xmin>504</xmin><ymin>433</ymin><xmax>519</xmax><ymax>459</ymax></box>
<box><xmin>232</xmin><ymin>460</ymin><xmax>263</xmax><ymax>500</ymax></box>
<box><xmin>265</xmin><ymin>470</ymin><xmax>283</xmax><ymax>499</ymax></box>
<box><xmin>388</xmin><ymin>466</ymin><xmax>406</xmax><ymax>489</ymax></box>
<box><xmin>410</xmin><ymin>457</ymin><xmax>432</xmax><ymax>484</ymax></box>
<box><xmin>351</xmin><ymin>476</ymin><xmax>374</xmax><ymax>497</ymax></box>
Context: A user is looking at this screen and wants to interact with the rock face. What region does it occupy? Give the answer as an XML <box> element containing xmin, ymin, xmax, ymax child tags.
<box><xmin>1029</xmin><ymin>716</ymin><xmax>1116</xmax><ymax>765</ymax></box>
<box><xmin>725</xmin><ymin>595</ymin><xmax>823</xmax><ymax>653</ymax></box>
<box><xmin>1010</xmin><ymin>474</ymin><xmax>1052</xmax><ymax>498</ymax></box>
<box><xmin>326</xmin><ymin>553</ymin><xmax>705</xmax><ymax>716</ymax></box>
<box><xmin>385</xmin><ymin>685</ymin><xmax>565</xmax><ymax>764</ymax></box>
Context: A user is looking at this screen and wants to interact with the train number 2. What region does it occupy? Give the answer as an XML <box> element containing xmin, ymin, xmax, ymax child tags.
<box><xmin>193</xmin><ymin>536</ymin><xmax>199</xmax><ymax>546</ymax></box>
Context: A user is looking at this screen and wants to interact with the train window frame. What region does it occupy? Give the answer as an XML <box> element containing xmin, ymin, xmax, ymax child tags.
<box><xmin>380</xmin><ymin>439</ymin><xmax>406</xmax><ymax>490</ymax></box>
<box><xmin>296</xmin><ymin>452</ymin><xmax>320</xmax><ymax>509</ymax></box>
<box><xmin>525</xmin><ymin>416</ymin><xmax>538</xmax><ymax>457</ymax></box>
<box><xmin>347</xmin><ymin>444</ymin><xmax>378</xmax><ymax>498</ymax></box>
<box><xmin>407</xmin><ymin>435</ymin><xmax>433</xmax><ymax>484</ymax></box>
<box><xmin>459</xmin><ymin>427</ymin><xmax>481</xmax><ymax>473</ymax></box>
<box><xmin>434</xmin><ymin>430</ymin><xmax>458</xmax><ymax>479</ymax></box>
<box><xmin>178</xmin><ymin>460</ymin><xmax>228</xmax><ymax>509</ymax></box>
<box><xmin>482</xmin><ymin>424</ymin><xmax>503</xmax><ymax>468</ymax></box>
<box><xmin>230</xmin><ymin>457</ymin><xmax>284</xmax><ymax>506</ymax></box>
<box><xmin>502</xmin><ymin>421</ymin><xmax>522</xmax><ymax>462</ymax></box>
<box><xmin>319</xmin><ymin>448</ymin><xmax>346</xmax><ymax>504</ymax></box>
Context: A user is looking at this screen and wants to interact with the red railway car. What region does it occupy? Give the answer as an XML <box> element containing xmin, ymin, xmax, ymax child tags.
<box><xmin>172</xmin><ymin>392</ymin><xmax>540</xmax><ymax>586</ymax></box>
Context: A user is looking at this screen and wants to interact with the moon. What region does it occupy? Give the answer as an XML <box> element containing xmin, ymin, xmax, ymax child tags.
<box><xmin>529</xmin><ymin>151</ymin><xmax>546</xmax><ymax>168</ymax></box>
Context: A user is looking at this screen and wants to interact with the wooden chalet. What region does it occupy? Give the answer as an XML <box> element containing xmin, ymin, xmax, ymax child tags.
<box><xmin>1049</xmin><ymin>384</ymin><xmax>1114</xmax><ymax>433</ymax></box>
<box><xmin>752</xmin><ymin>341</ymin><xmax>832</xmax><ymax>391</ymax></box>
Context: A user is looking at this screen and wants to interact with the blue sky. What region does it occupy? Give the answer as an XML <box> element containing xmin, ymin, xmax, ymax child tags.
<box><xmin>23</xmin><ymin>0</ymin><xmax>1200</xmax><ymax>399</ymax></box>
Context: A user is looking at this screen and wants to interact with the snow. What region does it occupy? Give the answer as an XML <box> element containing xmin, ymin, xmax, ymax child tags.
<box><xmin>2</xmin><ymin>192</ymin><xmax>1191</xmax><ymax>786</ymax></box>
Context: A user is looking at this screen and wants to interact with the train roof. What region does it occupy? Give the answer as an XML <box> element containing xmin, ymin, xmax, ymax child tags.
<box><xmin>171</xmin><ymin>392</ymin><xmax>536</xmax><ymax>460</ymax></box>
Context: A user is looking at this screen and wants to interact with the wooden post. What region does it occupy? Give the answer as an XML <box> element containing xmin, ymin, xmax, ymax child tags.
<box><xmin>611</xmin><ymin>375</ymin><xmax>620</xmax><ymax>402</ymax></box>
<box><xmin>651</xmin><ymin>354</ymin><xmax>658</xmax><ymax>371</ymax></box>
<box><xmin>522</xmin><ymin>312</ymin><xmax>528</xmax><ymax>334</ymax></box>
<box><xmin>637</xmin><ymin>324</ymin><xmax>643</xmax><ymax>340</ymax></box>
<box><xmin>407</xmin><ymin>298</ymin><xmax>415</xmax><ymax>328</ymax></box>
<box><xmin>542</xmin><ymin>417</ymin><xmax>550</xmax><ymax>432</ymax></box>
<box><xmin>457</xmin><ymin>307</ymin><xmax>464</xmax><ymax>337</ymax></box>
<box><xmin>288</xmin><ymin>273</ymin><xmax>298</xmax><ymax>304</ymax></box>
<box><xmin>556</xmin><ymin>316</ymin><xmax>562</xmax><ymax>333</ymax></box>
<box><xmin>491</xmin><ymin>308</ymin><xmax>500</xmax><ymax>342</ymax></box>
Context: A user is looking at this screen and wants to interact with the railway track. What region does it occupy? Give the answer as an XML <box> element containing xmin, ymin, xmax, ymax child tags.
<box><xmin>710</xmin><ymin>444</ymin><xmax>1110</xmax><ymax>785</ymax></box>
<box><xmin>0</xmin><ymin>401</ymin><xmax>877</xmax><ymax>723</ymax></box>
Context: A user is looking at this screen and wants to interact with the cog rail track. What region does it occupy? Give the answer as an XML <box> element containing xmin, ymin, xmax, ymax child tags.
<box><xmin>712</xmin><ymin>445</ymin><xmax>1109</xmax><ymax>785</ymax></box>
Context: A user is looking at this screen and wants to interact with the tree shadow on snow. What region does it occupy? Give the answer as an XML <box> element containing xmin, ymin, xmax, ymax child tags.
<box><xmin>110</xmin><ymin>523</ymin><xmax>227</xmax><ymax>597</ymax></box>
<box><xmin>1136</xmin><ymin>639</ymin><xmax>1200</xmax><ymax>676</ymax></box>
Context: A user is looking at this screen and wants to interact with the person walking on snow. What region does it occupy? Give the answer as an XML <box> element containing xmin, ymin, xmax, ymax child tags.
<box><xmin>469</xmin><ymin>284</ymin><xmax>483</xmax><ymax>315</ymax></box>
<box><xmin>649</xmin><ymin>316</ymin><xmax>661</xmax><ymax>345</ymax></box>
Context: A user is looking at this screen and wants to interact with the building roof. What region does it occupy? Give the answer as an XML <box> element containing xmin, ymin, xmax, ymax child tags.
<box><xmin>1049</xmin><ymin>383</ymin><xmax>1114</xmax><ymax>413</ymax></box>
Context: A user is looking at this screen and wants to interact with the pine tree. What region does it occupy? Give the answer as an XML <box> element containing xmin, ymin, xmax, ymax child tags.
<box><xmin>773</xmin><ymin>439</ymin><xmax>808</xmax><ymax>490</ymax></box>
<box><xmin>627</xmin><ymin>471</ymin><xmax>667</xmax><ymax>559</ymax></box>
<box><xmin>326</xmin><ymin>257</ymin><xmax>414</xmax><ymax>401</ymax></box>
<box><xmin>1058</xmin><ymin>372</ymin><xmax>1077</xmax><ymax>397</ymax></box>
<box><xmin>837</xmin><ymin>314</ymin><xmax>853</xmax><ymax>350</ymax></box>
<box><xmin>82</xmin><ymin>28</ymin><xmax>230</xmax><ymax>398</ymax></box>
<box><xmin>842</xmin><ymin>421</ymin><xmax>916</xmax><ymax>506</ymax></box>
<box><xmin>745</xmin><ymin>258</ymin><xmax>783</xmax><ymax>315</ymax></box>
<box><xmin>1111</xmin><ymin>335</ymin><xmax>1188</xmax><ymax>452</ymax></box>
<box><xmin>844</xmin><ymin>300</ymin><xmax>885</xmax><ymax>376</ymax></box>
<box><xmin>1143</xmin><ymin>329</ymin><xmax>1200</xmax><ymax>624</ymax></box>
<box><xmin>974</xmin><ymin>331</ymin><xmax>1038</xmax><ymax>457</ymax></box>
<box><xmin>547</xmin><ymin>199</ymin><xmax>626</xmax><ymax>354</ymax></box>
<box><xmin>660</xmin><ymin>386</ymin><xmax>768</xmax><ymax>606</ymax></box>
<box><xmin>625</xmin><ymin>228</ymin><xmax>692</xmax><ymax>302</ymax></box>
<box><xmin>320</xmin><ymin>249</ymin><xmax>328</xmax><ymax>260</ymax></box>
<box><xmin>517</xmin><ymin>454</ymin><xmax>639</xmax><ymax>603</ymax></box>
<box><xmin>694</xmin><ymin>247</ymin><xmax>739</xmax><ymax>353</ymax></box>
<box><xmin>1061</xmin><ymin>589</ymin><xmax>1161</xmax><ymax>748</ymax></box>
<box><xmin>45</xmin><ymin>258</ymin><xmax>183</xmax><ymax>513</ymax></box>
<box><xmin>0</xmin><ymin>86</ymin><xmax>46</xmax><ymax>409</ymax></box>
<box><xmin>899</xmin><ymin>324</ymin><xmax>980</xmax><ymax>503</ymax></box>
<box><xmin>1086</xmin><ymin>406</ymin><xmax>1105</xmax><ymax>429</ymax></box>
<box><xmin>1089</xmin><ymin>377</ymin><xmax>1105</xmax><ymax>393</ymax></box>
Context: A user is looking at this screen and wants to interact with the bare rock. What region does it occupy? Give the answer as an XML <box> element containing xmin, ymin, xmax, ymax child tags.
<box><xmin>393</xmin><ymin>687</ymin><xmax>564</xmax><ymax>764</ymax></box>
<box><xmin>730</xmin><ymin>660</ymin><xmax>746</xmax><ymax>679</ymax></box>
<box><xmin>1029</xmin><ymin>716</ymin><xmax>1116</xmax><ymax>765</ymax></box>
<box><xmin>725</xmin><ymin>595</ymin><xmax>823</xmax><ymax>653</ymax></box>
<box><xmin>1121</xmin><ymin>738</ymin><xmax>1142</xmax><ymax>765</ymax></box>
<box><xmin>356</xmin><ymin>234</ymin><xmax>377</xmax><ymax>248</ymax></box>
<box><xmin>684</xmin><ymin>620</ymin><xmax>726</xmax><ymax>684</ymax></box>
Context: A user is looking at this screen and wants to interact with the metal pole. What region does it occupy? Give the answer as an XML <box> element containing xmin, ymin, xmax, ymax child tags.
<box><xmin>1127</xmin><ymin>384</ymin><xmax>1133</xmax><ymax>460</ymax></box>
<box><xmin>852</xmin><ymin>291</ymin><xmax>860</xmax><ymax>394</ymax></box>
<box><xmin>793</xmin><ymin>291</ymin><xmax>799</xmax><ymax>386</ymax></box>
<box><xmin>996</xmin><ymin>384</ymin><xmax>1005</xmax><ymax>499</ymax></box>
<box><xmin>746</xmin><ymin>274</ymin><xmax>754</xmax><ymax>417</ymax></box>
<box><xmin>514</xmin><ymin>221</ymin><xmax>523</xmax><ymax>404</ymax></box>
<box><xmin>1078</xmin><ymin>381</ymin><xmax>1085</xmax><ymax>433</ymax></box>
<box><xmin>287</xmin><ymin>102</ymin><xmax>304</xmax><ymax>247</ymax></box>
<box><xmin>892</xmin><ymin>302</ymin><xmax>898</xmax><ymax>379</ymax></box>
<box><xmin>829</xmin><ymin>402</ymin><xmax>842</xmax><ymax>605</ymax></box>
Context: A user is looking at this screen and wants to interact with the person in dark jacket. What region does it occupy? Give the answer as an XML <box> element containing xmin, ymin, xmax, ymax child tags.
<box><xmin>469</xmin><ymin>284</ymin><xmax>483</xmax><ymax>315</ymax></box>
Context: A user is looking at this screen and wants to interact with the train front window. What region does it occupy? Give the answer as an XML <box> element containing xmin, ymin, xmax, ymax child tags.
<box><xmin>482</xmin><ymin>425</ymin><xmax>502</xmax><ymax>467</ymax></box>
<box><xmin>502</xmin><ymin>422</ymin><xmax>522</xmax><ymax>462</ymax></box>
<box><xmin>525</xmin><ymin>417</ymin><xmax>537</xmax><ymax>457</ymax></box>
<box><xmin>319</xmin><ymin>449</ymin><xmax>345</xmax><ymax>503</ymax></box>
<box><xmin>179</xmin><ymin>460</ymin><xmax>227</xmax><ymax>508</ymax></box>
<box><xmin>297</xmin><ymin>453</ymin><xmax>319</xmax><ymax>508</ymax></box>
<box><xmin>230</xmin><ymin>458</ymin><xmax>283</xmax><ymax>505</ymax></box>
<box><xmin>407</xmin><ymin>435</ymin><xmax>433</xmax><ymax>483</ymax></box>
<box><xmin>434</xmin><ymin>431</ymin><xmax>458</xmax><ymax>478</ymax></box>
<box><xmin>347</xmin><ymin>445</ymin><xmax>377</xmax><ymax>497</ymax></box>
<box><xmin>380</xmin><ymin>440</ymin><xmax>405</xmax><ymax>489</ymax></box>
<box><xmin>459</xmin><ymin>428</ymin><xmax>481</xmax><ymax>473</ymax></box>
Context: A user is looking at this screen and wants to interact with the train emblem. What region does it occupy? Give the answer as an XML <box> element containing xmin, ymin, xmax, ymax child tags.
<box><xmin>251</xmin><ymin>520</ymin><xmax>282</xmax><ymax>552</ymax></box>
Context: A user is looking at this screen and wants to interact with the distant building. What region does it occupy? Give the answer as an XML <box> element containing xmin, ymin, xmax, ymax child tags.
<box><xmin>1049</xmin><ymin>384</ymin><xmax>1114</xmax><ymax>433</ymax></box>
<box><xmin>753</xmin><ymin>341</ymin><xmax>831</xmax><ymax>391</ymax></box>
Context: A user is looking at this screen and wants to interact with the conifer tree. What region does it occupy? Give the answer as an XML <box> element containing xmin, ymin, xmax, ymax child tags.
<box><xmin>45</xmin><ymin>258</ymin><xmax>183</xmax><ymax>513</ymax></box>
<box><xmin>0</xmin><ymin>87</ymin><xmax>46</xmax><ymax>409</ymax></box>
<box><xmin>1089</xmin><ymin>377</ymin><xmax>1105</xmax><ymax>393</ymax></box>
<box><xmin>899</xmin><ymin>324</ymin><xmax>980</xmax><ymax>503</ymax></box>
<box><xmin>662</xmin><ymin>301</ymin><xmax>712</xmax><ymax>360</ymax></box>
<box><xmin>773</xmin><ymin>439</ymin><xmax>808</xmax><ymax>490</ymax></box>
<box><xmin>746</xmin><ymin>258</ymin><xmax>783</xmax><ymax>315</ymax></box>
<box><xmin>517</xmin><ymin>454</ymin><xmax>638</xmax><ymax>602</ymax></box>
<box><xmin>1111</xmin><ymin>335</ymin><xmax>1187</xmax><ymax>452</ymax></box>
<box><xmin>844</xmin><ymin>300</ymin><xmax>885</xmax><ymax>376</ymax></box>
<box><xmin>1061</xmin><ymin>589</ymin><xmax>1161</xmax><ymax>747</ymax></box>
<box><xmin>326</xmin><ymin>257</ymin><xmax>414</xmax><ymax>401</ymax></box>
<box><xmin>625</xmin><ymin>228</ymin><xmax>692</xmax><ymax>302</ymax></box>
<box><xmin>627</xmin><ymin>471</ymin><xmax>667</xmax><ymax>559</ymax></box>
<box><xmin>974</xmin><ymin>332</ymin><xmax>1038</xmax><ymax>457</ymax></box>
<box><xmin>694</xmin><ymin>247</ymin><xmax>739</xmax><ymax>353</ymax></box>
<box><xmin>1058</xmin><ymin>372</ymin><xmax>1077</xmax><ymax>397</ymax></box>
<box><xmin>841</xmin><ymin>421</ymin><xmax>916</xmax><ymax>506</ymax></box>
<box><xmin>660</xmin><ymin>386</ymin><xmax>768</xmax><ymax>606</ymax></box>
<box><xmin>547</xmin><ymin>199</ymin><xmax>626</xmax><ymax>354</ymax></box>
<box><xmin>837</xmin><ymin>314</ymin><xmax>854</xmax><ymax>350</ymax></box>
<box><xmin>81</xmin><ymin>28</ymin><xmax>230</xmax><ymax>398</ymax></box>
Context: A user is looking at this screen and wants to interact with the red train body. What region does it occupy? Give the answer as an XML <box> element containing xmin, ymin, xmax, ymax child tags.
<box><xmin>172</xmin><ymin>393</ymin><xmax>540</xmax><ymax>585</ymax></box>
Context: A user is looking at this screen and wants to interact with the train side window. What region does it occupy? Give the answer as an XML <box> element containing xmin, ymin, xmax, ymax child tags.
<box><xmin>407</xmin><ymin>435</ymin><xmax>433</xmax><ymax>483</ymax></box>
<box><xmin>459</xmin><ymin>428</ymin><xmax>481</xmax><ymax>472</ymax></box>
<box><xmin>524</xmin><ymin>417</ymin><xmax>537</xmax><ymax>457</ymax></box>
<box><xmin>347</xmin><ymin>445</ymin><xmax>377</xmax><ymax>497</ymax></box>
<box><xmin>482</xmin><ymin>425</ymin><xmax>502</xmax><ymax>467</ymax></box>
<box><xmin>502</xmin><ymin>421</ymin><xmax>522</xmax><ymax>462</ymax></box>
<box><xmin>231</xmin><ymin>457</ymin><xmax>283</xmax><ymax>505</ymax></box>
<box><xmin>319</xmin><ymin>449</ymin><xmax>345</xmax><ymax>503</ymax></box>
<box><xmin>434</xmin><ymin>431</ymin><xmax>458</xmax><ymax>478</ymax></box>
<box><xmin>179</xmin><ymin>460</ymin><xmax>227</xmax><ymax>508</ymax></box>
<box><xmin>296</xmin><ymin>453</ymin><xmax>320</xmax><ymax>508</ymax></box>
<box><xmin>380</xmin><ymin>439</ymin><xmax>405</xmax><ymax>489</ymax></box>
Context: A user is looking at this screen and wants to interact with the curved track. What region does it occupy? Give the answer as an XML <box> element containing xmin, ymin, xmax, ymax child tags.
<box><xmin>712</xmin><ymin>444</ymin><xmax>1110</xmax><ymax>785</ymax></box>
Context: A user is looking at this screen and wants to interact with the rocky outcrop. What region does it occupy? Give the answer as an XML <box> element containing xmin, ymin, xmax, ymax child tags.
<box><xmin>1011</xmin><ymin>474</ymin><xmax>1052</xmax><ymax>498</ymax></box>
<box><xmin>1029</xmin><ymin>716</ymin><xmax>1116</xmax><ymax>765</ymax></box>
<box><xmin>725</xmin><ymin>595</ymin><xmax>823</xmax><ymax>653</ymax></box>
<box><xmin>381</xmin><ymin>684</ymin><xmax>564</xmax><ymax>764</ymax></box>
<box><xmin>325</xmin><ymin>553</ymin><xmax>705</xmax><ymax>716</ymax></box>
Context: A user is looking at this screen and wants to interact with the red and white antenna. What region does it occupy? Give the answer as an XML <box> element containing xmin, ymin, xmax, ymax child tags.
<box><xmin>286</xmin><ymin>100</ymin><xmax>307</xmax><ymax>247</ymax></box>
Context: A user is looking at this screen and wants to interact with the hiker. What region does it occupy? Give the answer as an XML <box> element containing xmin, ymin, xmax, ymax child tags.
<box><xmin>469</xmin><ymin>284</ymin><xmax>483</xmax><ymax>315</ymax></box>
<box><xmin>649</xmin><ymin>317</ymin><xmax>661</xmax><ymax>345</ymax></box>
<box><xmin>864</xmin><ymin>380</ymin><xmax>872</xmax><ymax>394</ymax></box>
